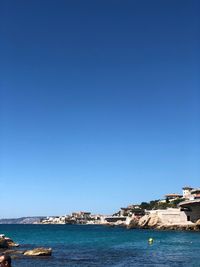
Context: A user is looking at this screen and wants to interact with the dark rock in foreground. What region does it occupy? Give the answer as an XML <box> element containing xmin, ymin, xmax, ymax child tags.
<box><xmin>0</xmin><ymin>235</ymin><xmax>19</xmax><ymax>249</ymax></box>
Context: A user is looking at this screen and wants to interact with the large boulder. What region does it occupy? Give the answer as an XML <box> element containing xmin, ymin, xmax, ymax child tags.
<box><xmin>2</xmin><ymin>249</ymin><xmax>25</xmax><ymax>259</ymax></box>
<box><xmin>0</xmin><ymin>238</ymin><xmax>8</xmax><ymax>249</ymax></box>
<box><xmin>24</xmin><ymin>248</ymin><xmax>52</xmax><ymax>256</ymax></box>
<box><xmin>0</xmin><ymin>235</ymin><xmax>19</xmax><ymax>249</ymax></box>
<box><xmin>195</xmin><ymin>219</ymin><xmax>200</xmax><ymax>226</ymax></box>
<box><xmin>127</xmin><ymin>217</ymin><xmax>139</xmax><ymax>229</ymax></box>
<box><xmin>148</xmin><ymin>213</ymin><xmax>160</xmax><ymax>227</ymax></box>
<box><xmin>3</xmin><ymin>249</ymin><xmax>25</xmax><ymax>255</ymax></box>
<box><xmin>138</xmin><ymin>215</ymin><xmax>150</xmax><ymax>228</ymax></box>
<box><xmin>194</xmin><ymin>219</ymin><xmax>200</xmax><ymax>230</ymax></box>
<box><xmin>4</xmin><ymin>237</ymin><xmax>19</xmax><ymax>247</ymax></box>
<box><xmin>137</xmin><ymin>213</ymin><xmax>161</xmax><ymax>229</ymax></box>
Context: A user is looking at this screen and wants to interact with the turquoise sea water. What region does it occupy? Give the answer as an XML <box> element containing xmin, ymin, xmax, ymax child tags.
<box><xmin>0</xmin><ymin>224</ymin><xmax>200</xmax><ymax>267</ymax></box>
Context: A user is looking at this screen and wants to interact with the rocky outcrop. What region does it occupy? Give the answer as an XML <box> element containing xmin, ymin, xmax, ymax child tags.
<box><xmin>0</xmin><ymin>235</ymin><xmax>19</xmax><ymax>249</ymax></box>
<box><xmin>147</xmin><ymin>213</ymin><xmax>161</xmax><ymax>227</ymax></box>
<box><xmin>0</xmin><ymin>238</ymin><xmax>8</xmax><ymax>249</ymax></box>
<box><xmin>2</xmin><ymin>247</ymin><xmax>52</xmax><ymax>259</ymax></box>
<box><xmin>5</xmin><ymin>237</ymin><xmax>19</xmax><ymax>247</ymax></box>
<box><xmin>128</xmin><ymin>213</ymin><xmax>161</xmax><ymax>229</ymax></box>
<box><xmin>2</xmin><ymin>249</ymin><xmax>25</xmax><ymax>255</ymax></box>
<box><xmin>24</xmin><ymin>248</ymin><xmax>52</xmax><ymax>256</ymax></box>
<box><xmin>193</xmin><ymin>219</ymin><xmax>200</xmax><ymax>230</ymax></box>
<box><xmin>138</xmin><ymin>215</ymin><xmax>150</xmax><ymax>228</ymax></box>
<box><xmin>127</xmin><ymin>216</ymin><xmax>140</xmax><ymax>229</ymax></box>
<box><xmin>0</xmin><ymin>234</ymin><xmax>52</xmax><ymax>260</ymax></box>
<box><xmin>143</xmin><ymin>213</ymin><xmax>161</xmax><ymax>228</ymax></box>
<box><xmin>195</xmin><ymin>219</ymin><xmax>200</xmax><ymax>226</ymax></box>
<box><xmin>126</xmin><ymin>213</ymin><xmax>200</xmax><ymax>231</ymax></box>
<box><xmin>156</xmin><ymin>224</ymin><xmax>196</xmax><ymax>231</ymax></box>
<box><xmin>1</xmin><ymin>249</ymin><xmax>25</xmax><ymax>260</ymax></box>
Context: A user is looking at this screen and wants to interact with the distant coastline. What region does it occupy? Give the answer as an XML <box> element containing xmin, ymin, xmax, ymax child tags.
<box><xmin>0</xmin><ymin>217</ymin><xmax>44</xmax><ymax>224</ymax></box>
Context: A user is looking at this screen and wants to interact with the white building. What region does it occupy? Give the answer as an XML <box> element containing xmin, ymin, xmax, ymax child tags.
<box><xmin>148</xmin><ymin>208</ymin><xmax>190</xmax><ymax>225</ymax></box>
<box><xmin>182</xmin><ymin>186</ymin><xmax>193</xmax><ymax>199</ymax></box>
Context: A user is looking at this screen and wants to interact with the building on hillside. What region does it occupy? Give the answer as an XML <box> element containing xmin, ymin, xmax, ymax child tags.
<box><xmin>182</xmin><ymin>186</ymin><xmax>193</xmax><ymax>199</ymax></box>
<box><xmin>165</xmin><ymin>193</ymin><xmax>182</xmax><ymax>202</ymax></box>
<box><xmin>179</xmin><ymin>199</ymin><xmax>200</xmax><ymax>223</ymax></box>
<box><xmin>71</xmin><ymin>211</ymin><xmax>91</xmax><ymax>220</ymax></box>
<box><xmin>147</xmin><ymin>208</ymin><xmax>190</xmax><ymax>225</ymax></box>
<box><xmin>104</xmin><ymin>216</ymin><xmax>126</xmax><ymax>223</ymax></box>
<box><xmin>119</xmin><ymin>205</ymin><xmax>144</xmax><ymax>217</ymax></box>
<box><xmin>190</xmin><ymin>188</ymin><xmax>200</xmax><ymax>200</ymax></box>
<box><xmin>158</xmin><ymin>199</ymin><xmax>167</xmax><ymax>203</ymax></box>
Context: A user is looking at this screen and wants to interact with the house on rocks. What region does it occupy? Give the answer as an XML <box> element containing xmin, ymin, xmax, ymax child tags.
<box><xmin>182</xmin><ymin>186</ymin><xmax>193</xmax><ymax>199</ymax></box>
<box><xmin>119</xmin><ymin>205</ymin><xmax>145</xmax><ymax>217</ymax></box>
<box><xmin>147</xmin><ymin>208</ymin><xmax>190</xmax><ymax>225</ymax></box>
<box><xmin>144</xmin><ymin>186</ymin><xmax>200</xmax><ymax>225</ymax></box>
<box><xmin>165</xmin><ymin>193</ymin><xmax>182</xmax><ymax>202</ymax></box>
<box><xmin>179</xmin><ymin>199</ymin><xmax>200</xmax><ymax>223</ymax></box>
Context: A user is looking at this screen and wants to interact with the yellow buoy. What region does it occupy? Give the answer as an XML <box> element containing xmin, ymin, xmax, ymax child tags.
<box><xmin>148</xmin><ymin>238</ymin><xmax>154</xmax><ymax>244</ymax></box>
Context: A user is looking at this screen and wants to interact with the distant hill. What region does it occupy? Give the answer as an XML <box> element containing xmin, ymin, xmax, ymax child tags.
<box><xmin>0</xmin><ymin>217</ymin><xmax>45</xmax><ymax>224</ymax></box>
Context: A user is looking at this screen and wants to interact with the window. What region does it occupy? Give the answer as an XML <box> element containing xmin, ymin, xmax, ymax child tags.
<box><xmin>187</xmin><ymin>216</ymin><xmax>191</xmax><ymax>221</ymax></box>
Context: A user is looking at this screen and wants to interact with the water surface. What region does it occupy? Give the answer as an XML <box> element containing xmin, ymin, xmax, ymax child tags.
<box><xmin>0</xmin><ymin>224</ymin><xmax>200</xmax><ymax>266</ymax></box>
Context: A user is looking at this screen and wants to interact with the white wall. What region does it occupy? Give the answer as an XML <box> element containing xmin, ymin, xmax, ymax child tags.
<box><xmin>150</xmin><ymin>208</ymin><xmax>188</xmax><ymax>224</ymax></box>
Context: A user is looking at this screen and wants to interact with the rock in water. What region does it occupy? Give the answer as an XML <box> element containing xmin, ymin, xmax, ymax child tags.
<box><xmin>24</xmin><ymin>248</ymin><xmax>52</xmax><ymax>256</ymax></box>
<box><xmin>5</xmin><ymin>237</ymin><xmax>19</xmax><ymax>247</ymax></box>
<box><xmin>0</xmin><ymin>235</ymin><xmax>19</xmax><ymax>249</ymax></box>
<box><xmin>0</xmin><ymin>238</ymin><xmax>8</xmax><ymax>249</ymax></box>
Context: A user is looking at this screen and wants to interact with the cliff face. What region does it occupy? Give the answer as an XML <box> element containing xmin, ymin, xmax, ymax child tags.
<box><xmin>127</xmin><ymin>213</ymin><xmax>162</xmax><ymax>229</ymax></box>
<box><xmin>138</xmin><ymin>213</ymin><xmax>161</xmax><ymax>228</ymax></box>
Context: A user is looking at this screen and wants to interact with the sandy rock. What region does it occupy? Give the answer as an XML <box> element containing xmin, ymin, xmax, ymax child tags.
<box><xmin>114</xmin><ymin>220</ymin><xmax>126</xmax><ymax>226</ymax></box>
<box><xmin>195</xmin><ymin>219</ymin><xmax>200</xmax><ymax>226</ymax></box>
<box><xmin>127</xmin><ymin>217</ymin><xmax>139</xmax><ymax>229</ymax></box>
<box><xmin>24</xmin><ymin>247</ymin><xmax>52</xmax><ymax>256</ymax></box>
<box><xmin>3</xmin><ymin>249</ymin><xmax>25</xmax><ymax>255</ymax></box>
<box><xmin>148</xmin><ymin>213</ymin><xmax>161</xmax><ymax>227</ymax></box>
<box><xmin>138</xmin><ymin>215</ymin><xmax>150</xmax><ymax>228</ymax></box>
<box><xmin>194</xmin><ymin>219</ymin><xmax>200</xmax><ymax>230</ymax></box>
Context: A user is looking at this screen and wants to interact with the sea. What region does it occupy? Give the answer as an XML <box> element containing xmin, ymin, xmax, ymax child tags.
<box><xmin>0</xmin><ymin>224</ymin><xmax>200</xmax><ymax>267</ymax></box>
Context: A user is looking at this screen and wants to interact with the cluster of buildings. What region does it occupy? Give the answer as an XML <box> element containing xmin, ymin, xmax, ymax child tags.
<box><xmin>162</xmin><ymin>186</ymin><xmax>200</xmax><ymax>222</ymax></box>
<box><xmin>165</xmin><ymin>186</ymin><xmax>200</xmax><ymax>202</ymax></box>
<box><xmin>147</xmin><ymin>186</ymin><xmax>200</xmax><ymax>225</ymax></box>
<box><xmin>39</xmin><ymin>186</ymin><xmax>200</xmax><ymax>226</ymax></box>
<box><xmin>177</xmin><ymin>187</ymin><xmax>200</xmax><ymax>223</ymax></box>
<box><xmin>40</xmin><ymin>211</ymin><xmax>103</xmax><ymax>225</ymax></box>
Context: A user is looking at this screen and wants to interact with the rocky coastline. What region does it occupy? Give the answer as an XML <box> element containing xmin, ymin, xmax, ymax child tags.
<box><xmin>1</xmin><ymin>186</ymin><xmax>200</xmax><ymax>232</ymax></box>
<box><xmin>0</xmin><ymin>234</ymin><xmax>52</xmax><ymax>260</ymax></box>
<box><xmin>35</xmin><ymin>211</ymin><xmax>200</xmax><ymax>232</ymax></box>
<box><xmin>126</xmin><ymin>214</ymin><xmax>200</xmax><ymax>231</ymax></box>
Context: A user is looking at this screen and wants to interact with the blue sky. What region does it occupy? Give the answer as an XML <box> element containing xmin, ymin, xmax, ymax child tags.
<box><xmin>0</xmin><ymin>0</ymin><xmax>200</xmax><ymax>218</ymax></box>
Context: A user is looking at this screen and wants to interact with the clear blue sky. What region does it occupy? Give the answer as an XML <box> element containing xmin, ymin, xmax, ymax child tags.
<box><xmin>0</xmin><ymin>0</ymin><xmax>199</xmax><ymax>218</ymax></box>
